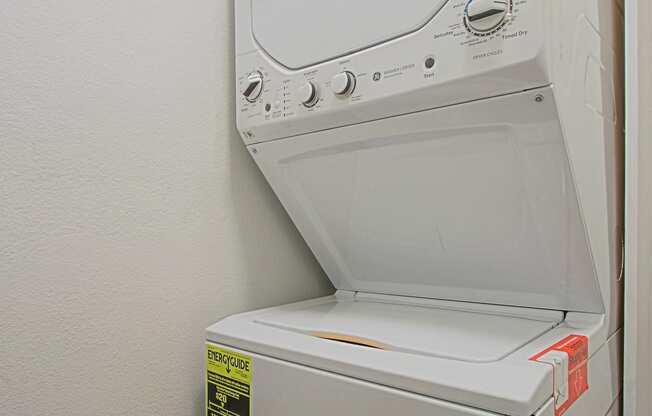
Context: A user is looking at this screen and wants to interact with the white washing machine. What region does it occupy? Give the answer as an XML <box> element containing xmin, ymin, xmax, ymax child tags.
<box><xmin>207</xmin><ymin>1</ymin><xmax>624</xmax><ymax>415</ymax></box>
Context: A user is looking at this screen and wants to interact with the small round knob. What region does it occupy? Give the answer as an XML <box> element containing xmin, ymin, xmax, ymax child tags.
<box><xmin>465</xmin><ymin>0</ymin><xmax>509</xmax><ymax>34</ymax></box>
<box><xmin>331</xmin><ymin>71</ymin><xmax>356</xmax><ymax>97</ymax></box>
<box><xmin>243</xmin><ymin>71</ymin><xmax>263</xmax><ymax>103</ymax></box>
<box><xmin>298</xmin><ymin>82</ymin><xmax>319</xmax><ymax>107</ymax></box>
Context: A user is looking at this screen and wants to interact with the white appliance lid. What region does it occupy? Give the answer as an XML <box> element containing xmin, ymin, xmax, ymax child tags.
<box><xmin>252</xmin><ymin>88</ymin><xmax>605</xmax><ymax>313</ymax></box>
<box><xmin>251</xmin><ymin>0</ymin><xmax>449</xmax><ymax>69</ymax></box>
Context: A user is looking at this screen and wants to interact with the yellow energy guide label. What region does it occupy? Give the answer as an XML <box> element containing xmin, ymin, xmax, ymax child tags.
<box><xmin>206</xmin><ymin>344</ymin><xmax>252</xmax><ymax>416</ymax></box>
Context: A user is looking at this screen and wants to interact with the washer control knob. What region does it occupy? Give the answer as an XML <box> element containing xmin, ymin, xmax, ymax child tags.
<box><xmin>243</xmin><ymin>71</ymin><xmax>263</xmax><ymax>103</ymax></box>
<box><xmin>298</xmin><ymin>81</ymin><xmax>319</xmax><ymax>107</ymax></box>
<box><xmin>331</xmin><ymin>71</ymin><xmax>356</xmax><ymax>97</ymax></box>
<box><xmin>465</xmin><ymin>0</ymin><xmax>509</xmax><ymax>34</ymax></box>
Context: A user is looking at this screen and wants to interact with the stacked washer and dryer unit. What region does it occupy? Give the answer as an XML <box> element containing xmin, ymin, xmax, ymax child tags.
<box><xmin>208</xmin><ymin>0</ymin><xmax>624</xmax><ymax>415</ymax></box>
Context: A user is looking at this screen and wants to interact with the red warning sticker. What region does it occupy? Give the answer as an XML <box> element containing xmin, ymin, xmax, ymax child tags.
<box><xmin>530</xmin><ymin>335</ymin><xmax>589</xmax><ymax>416</ymax></box>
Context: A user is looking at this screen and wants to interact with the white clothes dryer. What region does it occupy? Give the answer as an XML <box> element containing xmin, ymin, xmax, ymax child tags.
<box><xmin>207</xmin><ymin>1</ymin><xmax>625</xmax><ymax>415</ymax></box>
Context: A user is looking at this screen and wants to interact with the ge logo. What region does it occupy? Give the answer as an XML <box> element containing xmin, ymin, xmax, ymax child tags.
<box><xmin>372</xmin><ymin>72</ymin><xmax>382</xmax><ymax>82</ymax></box>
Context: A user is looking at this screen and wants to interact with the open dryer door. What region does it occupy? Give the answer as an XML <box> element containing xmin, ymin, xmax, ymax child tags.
<box><xmin>250</xmin><ymin>87</ymin><xmax>605</xmax><ymax>313</ymax></box>
<box><xmin>251</xmin><ymin>0</ymin><xmax>449</xmax><ymax>69</ymax></box>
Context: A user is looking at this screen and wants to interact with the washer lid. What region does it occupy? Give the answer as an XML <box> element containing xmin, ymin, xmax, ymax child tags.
<box><xmin>251</xmin><ymin>88</ymin><xmax>605</xmax><ymax>313</ymax></box>
<box><xmin>251</xmin><ymin>0</ymin><xmax>449</xmax><ymax>69</ymax></box>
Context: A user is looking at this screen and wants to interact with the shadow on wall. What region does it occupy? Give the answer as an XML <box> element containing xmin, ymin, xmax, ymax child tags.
<box><xmin>191</xmin><ymin>3</ymin><xmax>333</xmax><ymax>413</ymax></box>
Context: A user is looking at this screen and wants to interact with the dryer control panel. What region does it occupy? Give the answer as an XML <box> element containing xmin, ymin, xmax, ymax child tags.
<box><xmin>236</xmin><ymin>0</ymin><xmax>546</xmax><ymax>144</ymax></box>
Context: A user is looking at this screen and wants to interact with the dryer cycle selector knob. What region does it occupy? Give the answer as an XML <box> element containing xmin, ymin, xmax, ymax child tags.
<box><xmin>331</xmin><ymin>71</ymin><xmax>356</xmax><ymax>97</ymax></box>
<box><xmin>298</xmin><ymin>81</ymin><xmax>320</xmax><ymax>107</ymax></box>
<box><xmin>464</xmin><ymin>0</ymin><xmax>509</xmax><ymax>34</ymax></box>
<box><xmin>243</xmin><ymin>71</ymin><xmax>264</xmax><ymax>103</ymax></box>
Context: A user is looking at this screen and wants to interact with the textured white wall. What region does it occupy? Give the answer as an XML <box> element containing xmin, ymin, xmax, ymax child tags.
<box><xmin>0</xmin><ymin>1</ymin><xmax>332</xmax><ymax>415</ymax></box>
<box><xmin>624</xmin><ymin>0</ymin><xmax>652</xmax><ymax>414</ymax></box>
